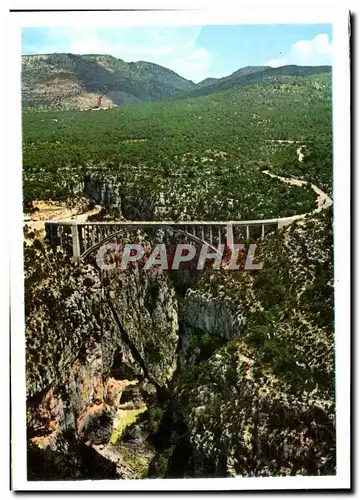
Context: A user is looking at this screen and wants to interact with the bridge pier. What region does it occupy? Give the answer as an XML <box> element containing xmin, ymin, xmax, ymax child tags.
<box><xmin>71</xmin><ymin>225</ymin><xmax>81</xmax><ymax>259</ymax></box>
<box><xmin>226</xmin><ymin>223</ymin><xmax>234</xmax><ymax>249</ymax></box>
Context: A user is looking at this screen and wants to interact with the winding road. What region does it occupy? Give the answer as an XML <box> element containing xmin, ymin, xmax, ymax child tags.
<box><xmin>262</xmin><ymin>170</ymin><xmax>332</xmax><ymax>213</ymax></box>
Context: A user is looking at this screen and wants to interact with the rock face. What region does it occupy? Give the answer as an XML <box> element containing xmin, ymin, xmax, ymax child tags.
<box><xmin>84</xmin><ymin>172</ymin><xmax>158</xmax><ymax>220</ymax></box>
<box><xmin>164</xmin><ymin>209</ymin><xmax>335</xmax><ymax>477</ymax></box>
<box><xmin>184</xmin><ymin>290</ymin><xmax>245</xmax><ymax>340</ymax></box>
<box><xmin>180</xmin><ymin>288</ymin><xmax>246</xmax><ymax>366</ymax></box>
<box><xmin>104</xmin><ymin>266</ymin><xmax>178</xmax><ymax>386</ymax></box>
<box><xmin>84</xmin><ymin>174</ymin><xmax>122</xmax><ymax>208</ymax></box>
<box><xmin>25</xmin><ymin>239</ymin><xmax>178</xmax><ymax>477</ymax></box>
<box><xmin>175</xmin><ymin>340</ymin><xmax>335</xmax><ymax>477</ymax></box>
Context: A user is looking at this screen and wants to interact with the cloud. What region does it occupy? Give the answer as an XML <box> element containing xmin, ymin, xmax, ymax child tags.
<box><xmin>166</xmin><ymin>47</ymin><xmax>211</xmax><ymax>83</ymax></box>
<box><xmin>22</xmin><ymin>26</ymin><xmax>211</xmax><ymax>83</ymax></box>
<box><xmin>69</xmin><ymin>31</ymin><xmax>173</xmax><ymax>58</ymax></box>
<box><xmin>266</xmin><ymin>33</ymin><xmax>332</xmax><ymax>68</ymax></box>
<box><xmin>266</xmin><ymin>59</ymin><xmax>282</xmax><ymax>68</ymax></box>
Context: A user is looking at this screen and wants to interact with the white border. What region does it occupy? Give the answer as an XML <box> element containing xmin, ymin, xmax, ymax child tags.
<box><xmin>6</xmin><ymin>5</ymin><xmax>350</xmax><ymax>492</ymax></box>
<box><xmin>332</xmin><ymin>8</ymin><xmax>351</xmax><ymax>490</ymax></box>
<box><xmin>8</xmin><ymin>8</ymin><xmax>344</xmax><ymax>27</ymax></box>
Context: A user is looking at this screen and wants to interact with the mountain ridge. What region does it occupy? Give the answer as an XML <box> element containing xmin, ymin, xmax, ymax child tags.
<box><xmin>22</xmin><ymin>53</ymin><xmax>196</xmax><ymax>111</ymax></box>
<box><xmin>21</xmin><ymin>52</ymin><xmax>331</xmax><ymax>111</ymax></box>
<box><xmin>185</xmin><ymin>64</ymin><xmax>331</xmax><ymax>98</ymax></box>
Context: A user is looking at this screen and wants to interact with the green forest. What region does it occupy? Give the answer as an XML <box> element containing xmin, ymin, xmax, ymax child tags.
<box><xmin>22</xmin><ymin>71</ymin><xmax>332</xmax><ymax>220</ymax></box>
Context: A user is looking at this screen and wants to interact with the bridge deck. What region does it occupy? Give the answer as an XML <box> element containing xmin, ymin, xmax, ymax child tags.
<box><xmin>44</xmin><ymin>218</ymin><xmax>292</xmax><ymax>227</ymax></box>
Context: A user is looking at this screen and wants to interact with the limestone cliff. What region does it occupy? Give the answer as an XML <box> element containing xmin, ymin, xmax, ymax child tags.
<box><xmin>25</xmin><ymin>237</ymin><xmax>178</xmax><ymax>478</ymax></box>
<box><xmin>175</xmin><ymin>339</ymin><xmax>335</xmax><ymax>477</ymax></box>
<box><xmin>155</xmin><ymin>208</ymin><xmax>335</xmax><ymax>477</ymax></box>
<box><xmin>84</xmin><ymin>172</ymin><xmax>158</xmax><ymax>220</ymax></box>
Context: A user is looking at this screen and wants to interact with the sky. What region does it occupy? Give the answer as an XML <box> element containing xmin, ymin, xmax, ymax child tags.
<box><xmin>22</xmin><ymin>24</ymin><xmax>332</xmax><ymax>83</ymax></box>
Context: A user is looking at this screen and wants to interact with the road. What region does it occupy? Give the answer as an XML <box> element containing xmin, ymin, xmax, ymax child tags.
<box><xmin>262</xmin><ymin>170</ymin><xmax>332</xmax><ymax>212</ymax></box>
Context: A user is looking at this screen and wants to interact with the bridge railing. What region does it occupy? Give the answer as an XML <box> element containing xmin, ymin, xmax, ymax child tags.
<box><xmin>44</xmin><ymin>219</ymin><xmax>282</xmax><ymax>227</ymax></box>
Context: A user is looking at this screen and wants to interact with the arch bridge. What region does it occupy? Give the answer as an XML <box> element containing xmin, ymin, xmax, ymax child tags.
<box><xmin>45</xmin><ymin>216</ymin><xmax>300</xmax><ymax>260</ymax></box>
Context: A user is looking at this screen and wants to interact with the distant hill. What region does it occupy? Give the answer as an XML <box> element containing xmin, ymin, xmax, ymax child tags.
<box><xmin>21</xmin><ymin>53</ymin><xmax>196</xmax><ymax>111</ymax></box>
<box><xmin>21</xmin><ymin>53</ymin><xmax>332</xmax><ymax>111</ymax></box>
<box><xmin>186</xmin><ymin>64</ymin><xmax>332</xmax><ymax>98</ymax></box>
<box><xmin>197</xmin><ymin>65</ymin><xmax>270</xmax><ymax>88</ymax></box>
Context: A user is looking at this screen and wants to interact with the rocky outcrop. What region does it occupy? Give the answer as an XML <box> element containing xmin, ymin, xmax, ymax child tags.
<box><xmin>175</xmin><ymin>340</ymin><xmax>335</xmax><ymax>477</ymax></box>
<box><xmin>180</xmin><ymin>287</ymin><xmax>246</xmax><ymax>366</ymax></box>
<box><xmin>24</xmin><ymin>237</ymin><xmax>178</xmax><ymax>477</ymax></box>
<box><xmin>162</xmin><ymin>209</ymin><xmax>335</xmax><ymax>477</ymax></box>
<box><xmin>184</xmin><ymin>290</ymin><xmax>245</xmax><ymax>340</ymax></box>
<box><xmin>84</xmin><ymin>173</ymin><xmax>122</xmax><ymax>209</ymax></box>
<box><xmin>84</xmin><ymin>172</ymin><xmax>158</xmax><ymax>220</ymax></box>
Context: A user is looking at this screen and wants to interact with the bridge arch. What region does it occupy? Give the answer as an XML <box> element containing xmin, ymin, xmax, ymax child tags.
<box><xmin>80</xmin><ymin>225</ymin><xmax>223</xmax><ymax>261</ymax></box>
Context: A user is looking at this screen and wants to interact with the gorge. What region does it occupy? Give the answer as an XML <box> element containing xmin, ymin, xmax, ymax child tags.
<box><xmin>25</xmin><ymin>177</ymin><xmax>335</xmax><ymax>478</ymax></box>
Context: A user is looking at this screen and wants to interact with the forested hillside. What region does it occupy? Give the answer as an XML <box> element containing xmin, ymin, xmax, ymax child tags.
<box><xmin>22</xmin><ymin>53</ymin><xmax>331</xmax><ymax>112</ymax></box>
<box><xmin>22</xmin><ymin>70</ymin><xmax>332</xmax><ymax>220</ymax></box>
<box><xmin>183</xmin><ymin>64</ymin><xmax>331</xmax><ymax>98</ymax></box>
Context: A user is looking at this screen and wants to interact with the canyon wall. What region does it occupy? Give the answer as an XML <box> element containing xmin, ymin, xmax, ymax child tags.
<box><xmin>25</xmin><ymin>242</ymin><xmax>178</xmax><ymax>478</ymax></box>
<box><xmin>84</xmin><ymin>172</ymin><xmax>158</xmax><ymax>220</ymax></box>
